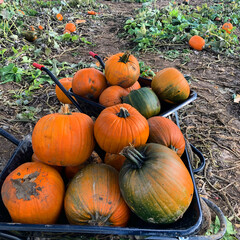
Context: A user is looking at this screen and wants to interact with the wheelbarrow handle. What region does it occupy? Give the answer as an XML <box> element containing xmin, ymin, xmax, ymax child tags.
<box><xmin>146</xmin><ymin>198</ymin><xmax>227</xmax><ymax>240</ymax></box>
<box><xmin>0</xmin><ymin>128</ymin><xmax>20</xmax><ymax>146</ymax></box>
<box><xmin>191</xmin><ymin>144</ymin><xmax>206</xmax><ymax>174</ymax></box>
<box><xmin>89</xmin><ymin>51</ymin><xmax>105</xmax><ymax>69</ymax></box>
<box><xmin>32</xmin><ymin>63</ymin><xmax>83</xmax><ymax>113</ymax></box>
<box><xmin>0</xmin><ymin>232</ymin><xmax>23</xmax><ymax>240</ymax></box>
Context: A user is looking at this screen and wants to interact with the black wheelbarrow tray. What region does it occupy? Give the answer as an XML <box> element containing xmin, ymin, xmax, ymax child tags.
<box><xmin>0</xmin><ymin>128</ymin><xmax>227</xmax><ymax>240</ymax></box>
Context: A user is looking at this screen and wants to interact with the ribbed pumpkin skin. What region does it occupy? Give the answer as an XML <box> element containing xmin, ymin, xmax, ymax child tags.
<box><xmin>151</xmin><ymin>68</ymin><xmax>190</xmax><ymax>104</ymax></box>
<box><xmin>94</xmin><ymin>103</ymin><xmax>149</xmax><ymax>154</ymax></box>
<box><xmin>1</xmin><ymin>162</ymin><xmax>65</xmax><ymax>224</ymax></box>
<box><xmin>122</xmin><ymin>87</ymin><xmax>161</xmax><ymax>119</ymax></box>
<box><xmin>64</xmin><ymin>164</ymin><xmax>130</xmax><ymax>226</ymax></box>
<box><xmin>32</xmin><ymin>112</ymin><xmax>95</xmax><ymax>166</ymax></box>
<box><xmin>119</xmin><ymin>143</ymin><xmax>194</xmax><ymax>224</ymax></box>
<box><xmin>72</xmin><ymin>68</ymin><xmax>107</xmax><ymax>100</ymax></box>
<box><xmin>105</xmin><ymin>52</ymin><xmax>140</xmax><ymax>88</ymax></box>
<box><xmin>147</xmin><ymin>116</ymin><xmax>185</xmax><ymax>156</ymax></box>
<box><xmin>55</xmin><ymin>77</ymin><xmax>73</xmax><ymax>104</ymax></box>
<box><xmin>99</xmin><ymin>86</ymin><xmax>129</xmax><ymax>107</ymax></box>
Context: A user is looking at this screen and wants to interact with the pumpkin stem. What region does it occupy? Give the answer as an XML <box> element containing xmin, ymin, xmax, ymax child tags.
<box><xmin>59</xmin><ymin>104</ymin><xmax>72</xmax><ymax>115</ymax></box>
<box><xmin>117</xmin><ymin>107</ymin><xmax>130</xmax><ymax>118</ymax></box>
<box><xmin>118</xmin><ymin>51</ymin><xmax>131</xmax><ymax>64</ymax></box>
<box><xmin>120</xmin><ymin>146</ymin><xmax>144</xmax><ymax>168</ymax></box>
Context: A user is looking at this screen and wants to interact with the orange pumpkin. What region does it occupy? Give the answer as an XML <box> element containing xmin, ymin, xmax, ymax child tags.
<box><xmin>104</xmin><ymin>153</ymin><xmax>126</xmax><ymax>171</ymax></box>
<box><xmin>72</xmin><ymin>68</ymin><xmax>107</xmax><ymax>100</ymax></box>
<box><xmin>1</xmin><ymin>162</ymin><xmax>65</xmax><ymax>224</ymax></box>
<box><xmin>147</xmin><ymin>116</ymin><xmax>185</xmax><ymax>156</ymax></box>
<box><xmin>105</xmin><ymin>51</ymin><xmax>140</xmax><ymax>88</ymax></box>
<box><xmin>99</xmin><ymin>86</ymin><xmax>128</xmax><ymax>107</ymax></box>
<box><xmin>188</xmin><ymin>35</ymin><xmax>205</xmax><ymax>51</ymax></box>
<box><xmin>32</xmin><ymin>105</ymin><xmax>95</xmax><ymax>166</ymax></box>
<box><xmin>94</xmin><ymin>103</ymin><xmax>149</xmax><ymax>154</ymax></box>
<box><xmin>65</xmin><ymin>151</ymin><xmax>102</xmax><ymax>179</ymax></box>
<box><xmin>65</xmin><ymin>22</ymin><xmax>76</xmax><ymax>32</ymax></box>
<box><xmin>125</xmin><ymin>80</ymin><xmax>141</xmax><ymax>92</ymax></box>
<box><xmin>222</xmin><ymin>22</ymin><xmax>233</xmax><ymax>34</ymax></box>
<box><xmin>64</xmin><ymin>163</ymin><xmax>130</xmax><ymax>226</ymax></box>
<box><xmin>55</xmin><ymin>77</ymin><xmax>74</xmax><ymax>104</ymax></box>
<box><xmin>151</xmin><ymin>68</ymin><xmax>190</xmax><ymax>104</ymax></box>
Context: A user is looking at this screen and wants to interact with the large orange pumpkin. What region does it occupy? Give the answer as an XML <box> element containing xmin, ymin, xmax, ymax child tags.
<box><xmin>99</xmin><ymin>86</ymin><xmax>129</xmax><ymax>107</ymax></box>
<box><xmin>32</xmin><ymin>105</ymin><xmax>95</xmax><ymax>166</ymax></box>
<box><xmin>1</xmin><ymin>162</ymin><xmax>65</xmax><ymax>224</ymax></box>
<box><xmin>94</xmin><ymin>103</ymin><xmax>149</xmax><ymax>154</ymax></box>
<box><xmin>64</xmin><ymin>163</ymin><xmax>130</xmax><ymax>226</ymax></box>
<box><xmin>119</xmin><ymin>144</ymin><xmax>194</xmax><ymax>224</ymax></box>
<box><xmin>72</xmin><ymin>68</ymin><xmax>107</xmax><ymax>100</ymax></box>
<box><xmin>151</xmin><ymin>68</ymin><xmax>190</xmax><ymax>104</ymax></box>
<box><xmin>55</xmin><ymin>77</ymin><xmax>74</xmax><ymax>104</ymax></box>
<box><xmin>188</xmin><ymin>35</ymin><xmax>205</xmax><ymax>51</ymax></box>
<box><xmin>105</xmin><ymin>51</ymin><xmax>140</xmax><ymax>88</ymax></box>
<box><xmin>147</xmin><ymin>116</ymin><xmax>185</xmax><ymax>156</ymax></box>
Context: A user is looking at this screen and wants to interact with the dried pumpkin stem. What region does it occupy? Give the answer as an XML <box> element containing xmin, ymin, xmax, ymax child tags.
<box><xmin>117</xmin><ymin>107</ymin><xmax>130</xmax><ymax>118</ymax></box>
<box><xmin>60</xmin><ymin>104</ymin><xmax>72</xmax><ymax>115</ymax></box>
<box><xmin>121</xmin><ymin>146</ymin><xmax>144</xmax><ymax>168</ymax></box>
<box><xmin>118</xmin><ymin>51</ymin><xmax>131</xmax><ymax>64</ymax></box>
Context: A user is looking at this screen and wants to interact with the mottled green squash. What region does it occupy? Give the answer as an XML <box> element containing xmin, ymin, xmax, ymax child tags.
<box><xmin>121</xmin><ymin>87</ymin><xmax>160</xmax><ymax>119</ymax></box>
<box><xmin>119</xmin><ymin>143</ymin><xmax>194</xmax><ymax>224</ymax></box>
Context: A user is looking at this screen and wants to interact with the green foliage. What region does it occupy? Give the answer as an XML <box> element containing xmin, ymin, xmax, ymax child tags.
<box><xmin>206</xmin><ymin>216</ymin><xmax>238</xmax><ymax>240</ymax></box>
<box><xmin>123</xmin><ymin>1</ymin><xmax>240</xmax><ymax>56</ymax></box>
<box><xmin>139</xmin><ymin>61</ymin><xmax>155</xmax><ymax>77</ymax></box>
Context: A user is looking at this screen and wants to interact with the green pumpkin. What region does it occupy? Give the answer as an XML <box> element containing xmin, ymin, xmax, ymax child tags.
<box><xmin>121</xmin><ymin>87</ymin><xmax>160</xmax><ymax>118</ymax></box>
<box><xmin>119</xmin><ymin>143</ymin><xmax>194</xmax><ymax>224</ymax></box>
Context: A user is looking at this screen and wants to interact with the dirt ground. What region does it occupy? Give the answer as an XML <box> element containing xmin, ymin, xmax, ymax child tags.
<box><xmin>0</xmin><ymin>0</ymin><xmax>239</xmax><ymax>238</ymax></box>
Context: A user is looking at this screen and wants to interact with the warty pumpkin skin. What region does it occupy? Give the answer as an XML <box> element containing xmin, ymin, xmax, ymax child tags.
<box><xmin>147</xmin><ymin>116</ymin><xmax>185</xmax><ymax>156</ymax></box>
<box><xmin>72</xmin><ymin>68</ymin><xmax>107</xmax><ymax>100</ymax></box>
<box><xmin>105</xmin><ymin>51</ymin><xmax>140</xmax><ymax>88</ymax></box>
<box><xmin>94</xmin><ymin>103</ymin><xmax>149</xmax><ymax>154</ymax></box>
<box><xmin>1</xmin><ymin>162</ymin><xmax>65</xmax><ymax>224</ymax></box>
<box><xmin>119</xmin><ymin>143</ymin><xmax>194</xmax><ymax>224</ymax></box>
<box><xmin>122</xmin><ymin>87</ymin><xmax>161</xmax><ymax>119</ymax></box>
<box><xmin>151</xmin><ymin>68</ymin><xmax>190</xmax><ymax>104</ymax></box>
<box><xmin>64</xmin><ymin>163</ymin><xmax>130</xmax><ymax>227</ymax></box>
<box><xmin>32</xmin><ymin>106</ymin><xmax>95</xmax><ymax>166</ymax></box>
<box><xmin>99</xmin><ymin>85</ymin><xmax>129</xmax><ymax>107</ymax></box>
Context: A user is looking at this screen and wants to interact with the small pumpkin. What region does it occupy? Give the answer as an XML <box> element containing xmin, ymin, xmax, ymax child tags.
<box><xmin>94</xmin><ymin>103</ymin><xmax>149</xmax><ymax>154</ymax></box>
<box><xmin>99</xmin><ymin>86</ymin><xmax>129</xmax><ymax>107</ymax></box>
<box><xmin>147</xmin><ymin>116</ymin><xmax>185</xmax><ymax>156</ymax></box>
<box><xmin>72</xmin><ymin>68</ymin><xmax>107</xmax><ymax>100</ymax></box>
<box><xmin>122</xmin><ymin>87</ymin><xmax>161</xmax><ymax>119</ymax></box>
<box><xmin>65</xmin><ymin>22</ymin><xmax>76</xmax><ymax>32</ymax></box>
<box><xmin>104</xmin><ymin>153</ymin><xmax>126</xmax><ymax>171</ymax></box>
<box><xmin>64</xmin><ymin>163</ymin><xmax>130</xmax><ymax>226</ymax></box>
<box><xmin>222</xmin><ymin>22</ymin><xmax>233</xmax><ymax>34</ymax></box>
<box><xmin>56</xmin><ymin>13</ymin><xmax>63</xmax><ymax>21</ymax></box>
<box><xmin>1</xmin><ymin>162</ymin><xmax>65</xmax><ymax>224</ymax></box>
<box><xmin>55</xmin><ymin>77</ymin><xmax>74</xmax><ymax>104</ymax></box>
<box><xmin>189</xmin><ymin>35</ymin><xmax>205</xmax><ymax>51</ymax></box>
<box><xmin>151</xmin><ymin>68</ymin><xmax>190</xmax><ymax>104</ymax></box>
<box><xmin>32</xmin><ymin>105</ymin><xmax>95</xmax><ymax>166</ymax></box>
<box><xmin>119</xmin><ymin>143</ymin><xmax>194</xmax><ymax>224</ymax></box>
<box><xmin>22</xmin><ymin>31</ymin><xmax>37</xmax><ymax>42</ymax></box>
<box><xmin>125</xmin><ymin>80</ymin><xmax>141</xmax><ymax>92</ymax></box>
<box><xmin>65</xmin><ymin>151</ymin><xmax>102</xmax><ymax>179</ymax></box>
<box><xmin>105</xmin><ymin>51</ymin><xmax>140</xmax><ymax>88</ymax></box>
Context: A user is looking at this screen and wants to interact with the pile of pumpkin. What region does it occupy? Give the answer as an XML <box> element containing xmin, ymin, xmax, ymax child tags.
<box><xmin>1</xmin><ymin>52</ymin><xmax>194</xmax><ymax>228</ymax></box>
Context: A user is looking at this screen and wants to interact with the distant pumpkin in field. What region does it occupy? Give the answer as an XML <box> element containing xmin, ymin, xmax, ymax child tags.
<box><xmin>222</xmin><ymin>22</ymin><xmax>233</xmax><ymax>34</ymax></box>
<box><xmin>188</xmin><ymin>35</ymin><xmax>205</xmax><ymax>51</ymax></box>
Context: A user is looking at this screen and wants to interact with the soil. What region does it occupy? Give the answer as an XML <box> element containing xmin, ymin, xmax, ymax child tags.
<box><xmin>0</xmin><ymin>0</ymin><xmax>239</xmax><ymax>238</ymax></box>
